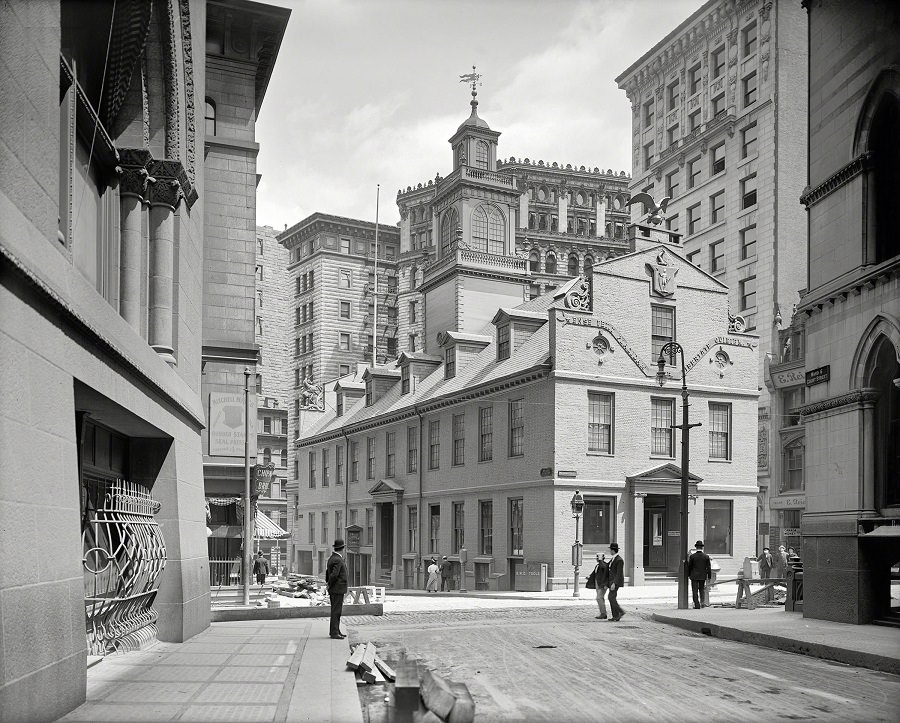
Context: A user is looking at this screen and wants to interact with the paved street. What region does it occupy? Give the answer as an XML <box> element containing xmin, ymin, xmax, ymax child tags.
<box><xmin>348</xmin><ymin>606</ymin><xmax>900</xmax><ymax>722</ymax></box>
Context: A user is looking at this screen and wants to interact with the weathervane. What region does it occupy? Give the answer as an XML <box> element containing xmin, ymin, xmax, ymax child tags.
<box><xmin>459</xmin><ymin>65</ymin><xmax>483</xmax><ymax>101</ymax></box>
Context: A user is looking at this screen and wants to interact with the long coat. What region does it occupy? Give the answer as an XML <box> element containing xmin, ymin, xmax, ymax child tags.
<box><xmin>326</xmin><ymin>552</ymin><xmax>348</xmax><ymax>595</ymax></box>
<box><xmin>687</xmin><ymin>550</ymin><xmax>712</xmax><ymax>581</ymax></box>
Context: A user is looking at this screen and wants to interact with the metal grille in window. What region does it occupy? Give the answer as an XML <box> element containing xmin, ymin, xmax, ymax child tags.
<box><xmin>81</xmin><ymin>475</ymin><xmax>166</xmax><ymax>655</ymax></box>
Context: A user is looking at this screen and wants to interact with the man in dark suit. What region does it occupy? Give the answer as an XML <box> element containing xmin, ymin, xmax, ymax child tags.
<box><xmin>326</xmin><ymin>538</ymin><xmax>349</xmax><ymax>639</ymax></box>
<box><xmin>687</xmin><ymin>539</ymin><xmax>712</xmax><ymax>609</ymax></box>
<box><xmin>758</xmin><ymin>547</ymin><xmax>773</xmax><ymax>579</ymax></box>
<box><xmin>607</xmin><ymin>542</ymin><xmax>625</xmax><ymax>621</ymax></box>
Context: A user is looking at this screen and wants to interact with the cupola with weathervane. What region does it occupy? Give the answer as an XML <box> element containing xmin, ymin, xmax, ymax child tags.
<box><xmin>421</xmin><ymin>68</ymin><xmax>530</xmax><ymax>354</ymax></box>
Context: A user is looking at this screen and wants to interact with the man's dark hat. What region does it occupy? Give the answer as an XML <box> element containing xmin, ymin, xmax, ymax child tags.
<box><xmin>695</xmin><ymin>540</ymin><xmax>704</xmax><ymax>548</ymax></box>
<box><xmin>333</xmin><ymin>538</ymin><xmax>345</xmax><ymax>550</ymax></box>
<box><xmin>609</xmin><ymin>542</ymin><xmax>619</xmax><ymax>552</ymax></box>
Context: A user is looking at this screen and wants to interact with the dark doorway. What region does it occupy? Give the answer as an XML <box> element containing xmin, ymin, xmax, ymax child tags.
<box><xmin>379</xmin><ymin>504</ymin><xmax>394</xmax><ymax>569</ymax></box>
<box><xmin>644</xmin><ymin>497</ymin><xmax>668</xmax><ymax>571</ymax></box>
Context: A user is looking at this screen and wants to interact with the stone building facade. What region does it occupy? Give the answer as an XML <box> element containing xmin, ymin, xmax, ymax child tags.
<box><xmin>289</xmin><ymin>229</ymin><xmax>759</xmax><ymax>589</ymax></box>
<box><xmin>201</xmin><ymin>2</ymin><xmax>290</xmax><ymax>572</ymax></box>
<box><xmin>616</xmin><ymin>0</ymin><xmax>808</xmax><ymax>551</ymax></box>
<box><xmin>795</xmin><ymin>0</ymin><xmax>900</xmax><ymax>624</ymax></box>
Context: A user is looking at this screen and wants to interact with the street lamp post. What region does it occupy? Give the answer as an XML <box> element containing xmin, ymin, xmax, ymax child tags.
<box><xmin>657</xmin><ymin>343</ymin><xmax>701</xmax><ymax>611</ymax></box>
<box><xmin>243</xmin><ymin>367</ymin><xmax>252</xmax><ymax>607</ymax></box>
<box><xmin>570</xmin><ymin>490</ymin><xmax>585</xmax><ymax>598</ymax></box>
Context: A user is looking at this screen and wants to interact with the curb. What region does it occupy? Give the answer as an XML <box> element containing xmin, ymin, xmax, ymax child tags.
<box><xmin>212</xmin><ymin>602</ymin><xmax>383</xmax><ymax>622</ymax></box>
<box><xmin>651</xmin><ymin>613</ymin><xmax>900</xmax><ymax>675</ymax></box>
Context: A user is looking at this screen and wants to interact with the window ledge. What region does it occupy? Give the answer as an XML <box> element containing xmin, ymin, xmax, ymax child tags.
<box><xmin>587</xmin><ymin>451</ymin><xmax>615</xmax><ymax>457</ymax></box>
<box><xmin>649</xmin><ymin>454</ymin><xmax>677</xmax><ymax>461</ymax></box>
<box><xmin>707</xmin><ymin>458</ymin><xmax>733</xmax><ymax>464</ymax></box>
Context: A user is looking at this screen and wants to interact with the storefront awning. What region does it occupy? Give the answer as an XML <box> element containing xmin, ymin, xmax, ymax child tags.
<box><xmin>255</xmin><ymin>511</ymin><xmax>289</xmax><ymax>539</ymax></box>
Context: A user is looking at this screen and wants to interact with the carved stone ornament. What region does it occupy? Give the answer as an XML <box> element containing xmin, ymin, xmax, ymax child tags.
<box><xmin>646</xmin><ymin>249</ymin><xmax>678</xmax><ymax>297</ymax></box>
<box><xmin>564</xmin><ymin>276</ymin><xmax>592</xmax><ymax>312</ymax></box>
<box><xmin>148</xmin><ymin>178</ymin><xmax>182</xmax><ymax>209</ymax></box>
<box><xmin>709</xmin><ymin>348</ymin><xmax>733</xmax><ymax>378</ymax></box>
<box><xmin>299</xmin><ymin>377</ymin><xmax>325</xmax><ymax>412</ymax></box>
<box><xmin>728</xmin><ymin>311</ymin><xmax>747</xmax><ymax>333</ymax></box>
<box><xmin>585</xmin><ymin>333</ymin><xmax>614</xmax><ymax>365</ymax></box>
<box><xmin>678</xmin><ymin>153</ymin><xmax>686</xmax><ymax>167</ymax></box>
<box><xmin>757</xmin><ymin>424</ymin><xmax>769</xmax><ymax>470</ymax></box>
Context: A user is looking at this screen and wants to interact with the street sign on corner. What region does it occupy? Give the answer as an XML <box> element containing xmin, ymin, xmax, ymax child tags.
<box><xmin>252</xmin><ymin>463</ymin><xmax>276</xmax><ymax>497</ymax></box>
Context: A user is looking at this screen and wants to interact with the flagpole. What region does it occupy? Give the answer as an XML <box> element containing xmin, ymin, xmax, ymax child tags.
<box><xmin>373</xmin><ymin>184</ymin><xmax>380</xmax><ymax>367</ymax></box>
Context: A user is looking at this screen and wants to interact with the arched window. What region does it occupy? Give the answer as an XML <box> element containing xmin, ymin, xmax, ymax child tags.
<box><xmin>869</xmin><ymin>94</ymin><xmax>900</xmax><ymax>263</ymax></box>
<box><xmin>583</xmin><ymin>256</ymin><xmax>593</xmax><ymax>274</ymax></box>
<box><xmin>567</xmin><ymin>254</ymin><xmax>579</xmax><ymax>277</ymax></box>
<box><xmin>529</xmin><ymin>252</ymin><xmax>540</xmax><ymax>272</ymax></box>
<box><xmin>263</xmin><ymin>447</ymin><xmax>272</xmax><ymax>466</ymax></box>
<box><xmin>410</xmin><ymin>265</ymin><xmax>418</xmax><ymax>290</ymax></box>
<box><xmin>545</xmin><ymin>253</ymin><xmax>557</xmax><ymax>274</ymax></box>
<box><xmin>475</xmin><ymin>141</ymin><xmax>489</xmax><ymax>169</ymax></box>
<box><xmin>472</xmin><ymin>204</ymin><xmax>505</xmax><ymax>255</ymax></box>
<box><xmin>205</xmin><ymin>98</ymin><xmax>216</xmax><ymax>135</ymax></box>
<box><xmin>281</xmin><ymin>449</ymin><xmax>288</xmax><ymax>468</ymax></box>
<box><xmin>440</xmin><ymin>208</ymin><xmax>458</xmax><ymax>257</ymax></box>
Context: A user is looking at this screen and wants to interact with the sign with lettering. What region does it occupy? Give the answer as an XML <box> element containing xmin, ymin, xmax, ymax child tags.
<box><xmin>805</xmin><ymin>366</ymin><xmax>830</xmax><ymax>387</ymax></box>
<box><xmin>253</xmin><ymin>463</ymin><xmax>276</xmax><ymax>497</ymax></box>
<box><xmin>782</xmin><ymin>527</ymin><xmax>801</xmax><ymax>537</ymax></box>
<box><xmin>514</xmin><ymin>562</ymin><xmax>547</xmax><ymax>592</ymax></box>
<box><xmin>345</xmin><ymin>524</ymin><xmax>362</xmax><ymax>553</ymax></box>
<box><xmin>771</xmin><ymin>367</ymin><xmax>805</xmax><ymax>389</ymax></box>
<box><xmin>770</xmin><ymin>495</ymin><xmax>806</xmax><ymax>510</ymax></box>
<box><xmin>208</xmin><ymin>392</ymin><xmax>245</xmax><ymax>457</ymax></box>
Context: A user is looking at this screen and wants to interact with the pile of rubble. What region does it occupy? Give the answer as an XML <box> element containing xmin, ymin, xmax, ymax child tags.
<box><xmin>269</xmin><ymin>574</ymin><xmax>328</xmax><ymax>605</ymax></box>
<box><xmin>348</xmin><ymin>644</ymin><xmax>474</xmax><ymax>723</ymax></box>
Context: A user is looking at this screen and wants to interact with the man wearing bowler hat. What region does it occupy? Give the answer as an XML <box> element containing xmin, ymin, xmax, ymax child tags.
<box><xmin>326</xmin><ymin>538</ymin><xmax>349</xmax><ymax>639</ymax></box>
<box><xmin>607</xmin><ymin>542</ymin><xmax>626</xmax><ymax>621</ymax></box>
<box><xmin>687</xmin><ymin>539</ymin><xmax>712</xmax><ymax>609</ymax></box>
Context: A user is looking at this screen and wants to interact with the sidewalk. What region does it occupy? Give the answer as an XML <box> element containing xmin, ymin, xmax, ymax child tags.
<box><xmin>651</xmin><ymin>607</ymin><xmax>900</xmax><ymax>675</ymax></box>
<box><xmin>59</xmin><ymin>619</ymin><xmax>363</xmax><ymax>723</ymax></box>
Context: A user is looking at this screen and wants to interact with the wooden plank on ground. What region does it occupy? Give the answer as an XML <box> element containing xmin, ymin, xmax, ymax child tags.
<box><xmin>374</xmin><ymin>654</ymin><xmax>396</xmax><ymax>681</ymax></box>
<box><xmin>361</xmin><ymin>668</ymin><xmax>377</xmax><ymax>684</ymax></box>
<box><xmin>394</xmin><ymin>658</ymin><xmax>420</xmax><ymax>713</ymax></box>
<box><xmin>359</xmin><ymin>642</ymin><xmax>377</xmax><ymax>673</ymax></box>
<box><xmin>346</xmin><ymin>644</ymin><xmax>365</xmax><ymax>670</ymax></box>
<box><xmin>420</xmin><ymin>669</ymin><xmax>456</xmax><ymax>721</ymax></box>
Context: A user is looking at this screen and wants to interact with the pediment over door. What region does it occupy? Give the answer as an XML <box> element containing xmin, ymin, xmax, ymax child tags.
<box><xmin>627</xmin><ymin>463</ymin><xmax>702</xmax><ymax>496</ymax></box>
<box><xmin>368</xmin><ymin>478</ymin><xmax>404</xmax><ymax>503</ymax></box>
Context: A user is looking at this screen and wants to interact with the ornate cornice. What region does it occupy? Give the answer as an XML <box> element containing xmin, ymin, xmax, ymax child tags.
<box><xmin>800</xmin><ymin>153</ymin><xmax>872</xmax><ymax>208</ymax></box>
<box><xmin>798</xmin><ymin>389</ymin><xmax>879</xmax><ymax>418</ymax></box>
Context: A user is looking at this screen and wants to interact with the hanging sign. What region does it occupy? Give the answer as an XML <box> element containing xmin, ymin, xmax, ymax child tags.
<box><xmin>253</xmin><ymin>463</ymin><xmax>276</xmax><ymax>497</ymax></box>
<box><xmin>805</xmin><ymin>366</ymin><xmax>830</xmax><ymax>386</ymax></box>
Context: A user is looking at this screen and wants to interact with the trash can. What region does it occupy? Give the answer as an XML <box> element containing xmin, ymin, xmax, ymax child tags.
<box><xmin>743</xmin><ymin>557</ymin><xmax>759</xmax><ymax>579</ymax></box>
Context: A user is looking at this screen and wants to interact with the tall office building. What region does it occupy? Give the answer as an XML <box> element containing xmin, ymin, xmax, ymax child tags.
<box><xmin>795</xmin><ymin>0</ymin><xmax>900</xmax><ymax>624</ymax></box>
<box><xmin>616</xmin><ymin>0</ymin><xmax>808</xmax><ymax>548</ymax></box>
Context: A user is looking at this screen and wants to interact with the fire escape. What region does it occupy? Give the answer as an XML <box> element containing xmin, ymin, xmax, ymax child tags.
<box><xmin>362</xmin><ymin>266</ymin><xmax>399</xmax><ymax>364</ymax></box>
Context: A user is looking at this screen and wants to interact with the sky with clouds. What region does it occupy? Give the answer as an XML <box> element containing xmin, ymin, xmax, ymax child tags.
<box><xmin>256</xmin><ymin>0</ymin><xmax>706</xmax><ymax>231</ymax></box>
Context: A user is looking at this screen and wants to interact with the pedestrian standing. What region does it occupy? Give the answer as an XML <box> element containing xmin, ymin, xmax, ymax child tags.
<box><xmin>440</xmin><ymin>555</ymin><xmax>452</xmax><ymax>591</ymax></box>
<box><xmin>326</xmin><ymin>539</ymin><xmax>349</xmax><ymax>639</ymax></box>
<box><xmin>775</xmin><ymin>545</ymin><xmax>789</xmax><ymax>578</ymax></box>
<box><xmin>252</xmin><ymin>551</ymin><xmax>269</xmax><ymax>585</ymax></box>
<box><xmin>426</xmin><ymin>558</ymin><xmax>439</xmax><ymax>592</ymax></box>
<box><xmin>592</xmin><ymin>553</ymin><xmax>610</xmax><ymax>620</ymax></box>
<box><xmin>687</xmin><ymin>540</ymin><xmax>712</xmax><ymax>609</ymax></box>
<box><xmin>607</xmin><ymin>543</ymin><xmax>626</xmax><ymax>622</ymax></box>
<box><xmin>758</xmin><ymin>547</ymin><xmax>773</xmax><ymax>579</ymax></box>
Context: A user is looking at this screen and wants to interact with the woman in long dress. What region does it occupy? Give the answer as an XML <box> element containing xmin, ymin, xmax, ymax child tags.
<box><xmin>426</xmin><ymin>558</ymin><xmax>439</xmax><ymax>592</ymax></box>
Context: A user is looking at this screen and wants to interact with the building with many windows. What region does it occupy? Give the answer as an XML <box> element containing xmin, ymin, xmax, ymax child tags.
<box><xmin>288</xmin><ymin>226</ymin><xmax>759</xmax><ymax>589</ymax></box>
<box><xmin>616</xmin><ymin>0</ymin><xmax>808</xmax><ymax>551</ymax></box>
<box><xmin>795</xmin><ymin>0</ymin><xmax>900</xmax><ymax>625</ymax></box>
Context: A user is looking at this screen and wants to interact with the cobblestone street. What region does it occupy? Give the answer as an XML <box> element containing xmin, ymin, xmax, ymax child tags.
<box><xmin>348</xmin><ymin>607</ymin><xmax>900</xmax><ymax>722</ymax></box>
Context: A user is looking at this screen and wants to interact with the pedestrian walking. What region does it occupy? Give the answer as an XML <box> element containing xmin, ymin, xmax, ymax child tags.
<box><xmin>426</xmin><ymin>557</ymin><xmax>439</xmax><ymax>592</ymax></box>
<box><xmin>326</xmin><ymin>538</ymin><xmax>349</xmax><ymax>639</ymax></box>
<box><xmin>758</xmin><ymin>547</ymin><xmax>773</xmax><ymax>579</ymax></box>
<box><xmin>252</xmin><ymin>551</ymin><xmax>269</xmax><ymax>585</ymax></box>
<box><xmin>687</xmin><ymin>540</ymin><xmax>712</xmax><ymax>609</ymax></box>
<box><xmin>607</xmin><ymin>543</ymin><xmax>625</xmax><ymax>621</ymax></box>
<box><xmin>590</xmin><ymin>553</ymin><xmax>610</xmax><ymax>619</ymax></box>
<box><xmin>440</xmin><ymin>555</ymin><xmax>452</xmax><ymax>591</ymax></box>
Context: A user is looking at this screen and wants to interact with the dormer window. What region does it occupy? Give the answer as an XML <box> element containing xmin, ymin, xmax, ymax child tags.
<box><xmin>401</xmin><ymin>365</ymin><xmax>411</xmax><ymax>394</ymax></box>
<box><xmin>497</xmin><ymin>325</ymin><xmax>510</xmax><ymax>361</ymax></box>
<box><xmin>445</xmin><ymin>347</ymin><xmax>456</xmax><ymax>379</ymax></box>
<box><xmin>336</xmin><ymin>392</ymin><xmax>344</xmax><ymax>417</ymax></box>
<box><xmin>365</xmin><ymin>378</ymin><xmax>373</xmax><ymax>407</ymax></box>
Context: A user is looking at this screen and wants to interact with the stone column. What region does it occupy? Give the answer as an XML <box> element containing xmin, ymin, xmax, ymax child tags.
<box><xmin>558</xmin><ymin>190</ymin><xmax>568</xmax><ymax>231</ymax></box>
<box><xmin>518</xmin><ymin>190</ymin><xmax>529</xmax><ymax>229</ymax></box>
<box><xmin>118</xmin><ymin>149</ymin><xmax>153</xmax><ymax>331</ymax></box>
<box><xmin>596</xmin><ymin>200</ymin><xmax>606</xmax><ymax>238</ymax></box>
<box><xmin>147</xmin><ymin>167</ymin><xmax>181</xmax><ymax>366</ymax></box>
<box><xmin>861</xmin><ymin>391</ymin><xmax>879</xmax><ymax>513</ymax></box>
<box><xmin>632</xmin><ymin>492</ymin><xmax>645</xmax><ymax>585</ymax></box>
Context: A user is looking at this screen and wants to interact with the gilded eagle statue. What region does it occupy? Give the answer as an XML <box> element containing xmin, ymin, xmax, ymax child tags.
<box><xmin>627</xmin><ymin>193</ymin><xmax>672</xmax><ymax>226</ymax></box>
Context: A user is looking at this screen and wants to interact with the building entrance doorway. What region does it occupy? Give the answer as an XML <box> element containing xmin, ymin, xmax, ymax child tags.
<box><xmin>379</xmin><ymin>504</ymin><xmax>394</xmax><ymax>569</ymax></box>
<box><xmin>644</xmin><ymin>500</ymin><xmax>667</xmax><ymax>571</ymax></box>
